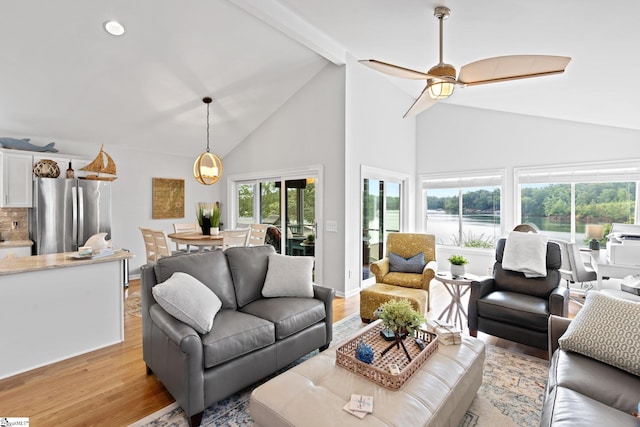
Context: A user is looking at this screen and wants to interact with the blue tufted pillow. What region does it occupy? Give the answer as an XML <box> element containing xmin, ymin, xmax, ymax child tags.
<box><xmin>389</xmin><ymin>252</ymin><xmax>425</xmax><ymax>273</ymax></box>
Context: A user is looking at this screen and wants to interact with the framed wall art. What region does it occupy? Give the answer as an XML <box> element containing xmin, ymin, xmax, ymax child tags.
<box><xmin>152</xmin><ymin>178</ymin><xmax>185</xmax><ymax>219</ymax></box>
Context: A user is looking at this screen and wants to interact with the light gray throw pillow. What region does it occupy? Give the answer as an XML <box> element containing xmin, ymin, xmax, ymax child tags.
<box><xmin>559</xmin><ymin>291</ymin><xmax>640</xmax><ymax>376</ymax></box>
<box><xmin>262</xmin><ymin>253</ymin><xmax>314</xmax><ymax>298</ymax></box>
<box><xmin>152</xmin><ymin>272</ymin><xmax>222</xmax><ymax>334</ymax></box>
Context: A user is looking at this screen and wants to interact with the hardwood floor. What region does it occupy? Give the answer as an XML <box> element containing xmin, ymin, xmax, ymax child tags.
<box><xmin>0</xmin><ymin>278</ymin><xmax>581</xmax><ymax>426</ymax></box>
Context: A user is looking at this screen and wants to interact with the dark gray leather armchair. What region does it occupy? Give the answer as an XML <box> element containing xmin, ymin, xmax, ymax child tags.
<box><xmin>468</xmin><ymin>238</ymin><xmax>569</xmax><ymax>350</ymax></box>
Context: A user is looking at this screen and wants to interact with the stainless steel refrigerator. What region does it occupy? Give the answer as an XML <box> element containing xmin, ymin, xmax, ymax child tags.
<box><xmin>31</xmin><ymin>178</ymin><xmax>112</xmax><ymax>255</ymax></box>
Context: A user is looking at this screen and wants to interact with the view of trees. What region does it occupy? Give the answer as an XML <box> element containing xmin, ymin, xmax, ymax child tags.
<box><xmin>428</xmin><ymin>183</ymin><xmax>635</xmax><ymax>224</ymax></box>
<box><xmin>238</xmin><ymin>181</ymin><xmax>316</xmax><ymax>227</ymax></box>
<box><xmin>522</xmin><ymin>183</ymin><xmax>636</xmax><ymax>223</ymax></box>
<box><xmin>427</xmin><ymin>188</ymin><xmax>500</xmax><ymax>214</ymax></box>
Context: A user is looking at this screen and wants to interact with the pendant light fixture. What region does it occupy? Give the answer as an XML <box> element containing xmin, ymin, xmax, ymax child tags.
<box><xmin>193</xmin><ymin>97</ymin><xmax>223</xmax><ymax>185</ymax></box>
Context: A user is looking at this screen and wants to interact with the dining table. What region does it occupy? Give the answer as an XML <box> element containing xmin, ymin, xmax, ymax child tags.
<box><xmin>167</xmin><ymin>231</ymin><xmax>224</xmax><ymax>251</ymax></box>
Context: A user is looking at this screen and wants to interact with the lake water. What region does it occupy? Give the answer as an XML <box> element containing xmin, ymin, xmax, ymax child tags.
<box><xmin>426</xmin><ymin>211</ymin><xmax>586</xmax><ymax>246</ymax></box>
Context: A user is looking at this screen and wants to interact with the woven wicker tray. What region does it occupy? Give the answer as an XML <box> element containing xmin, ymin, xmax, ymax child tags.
<box><xmin>335</xmin><ymin>320</ymin><xmax>438</xmax><ymax>390</ymax></box>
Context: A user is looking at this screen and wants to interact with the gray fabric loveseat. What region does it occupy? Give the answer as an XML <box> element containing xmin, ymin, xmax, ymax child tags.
<box><xmin>541</xmin><ymin>292</ymin><xmax>640</xmax><ymax>426</ymax></box>
<box><xmin>140</xmin><ymin>245</ymin><xmax>335</xmax><ymax>427</ymax></box>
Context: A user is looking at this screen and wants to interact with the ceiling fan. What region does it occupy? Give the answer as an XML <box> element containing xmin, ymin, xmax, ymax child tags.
<box><xmin>360</xmin><ymin>6</ymin><xmax>571</xmax><ymax>118</ymax></box>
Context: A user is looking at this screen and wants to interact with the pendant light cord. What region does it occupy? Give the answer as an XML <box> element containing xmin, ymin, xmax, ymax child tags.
<box><xmin>206</xmin><ymin>102</ymin><xmax>211</xmax><ymax>153</ymax></box>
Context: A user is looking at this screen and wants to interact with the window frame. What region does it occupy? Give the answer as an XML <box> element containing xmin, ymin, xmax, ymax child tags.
<box><xmin>420</xmin><ymin>169</ymin><xmax>506</xmax><ymax>249</ymax></box>
<box><xmin>514</xmin><ymin>160</ymin><xmax>640</xmax><ymax>242</ymax></box>
<box><xmin>227</xmin><ymin>165</ymin><xmax>324</xmax><ymax>284</ymax></box>
<box><xmin>361</xmin><ymin>165</ymin><xmax>410</xmax><ymax>287</ymax></box>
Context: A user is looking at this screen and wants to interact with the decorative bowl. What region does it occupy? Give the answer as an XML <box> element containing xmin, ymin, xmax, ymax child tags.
<box><xmin>33</xmin><ymin>159</ymin><xmax>60</xmax><ymax>178</ymax></box>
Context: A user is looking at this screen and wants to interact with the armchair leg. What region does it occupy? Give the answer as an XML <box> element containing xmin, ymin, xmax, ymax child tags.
<box><xmin>469</xmin><ymin>329</ymin><xmax>478</xmax><ymax>338</ymax></box>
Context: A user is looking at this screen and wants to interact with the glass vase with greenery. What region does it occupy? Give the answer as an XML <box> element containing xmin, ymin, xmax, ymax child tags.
<box><xmin>211</xmin><ymin>202</ymin><xmax>220</xmax><ymax>228</ymax></box>
<box><xmin>196</xmin><ymin>202</ymin><xmax>214</xmax><ymax>228</ymax></box>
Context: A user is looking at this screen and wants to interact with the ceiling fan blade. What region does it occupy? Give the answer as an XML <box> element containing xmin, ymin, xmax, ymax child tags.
<box><xmin>457</xmin><ymin>55</ymin><xmax>571</xmax><ymax>86</ymax></box>
<box><xmin>403</xmin><ymin>85</ymin><xmax>438</xmax><ymax>118</ymax></box>
<box><xmin>359</xmin><ymin>59</ymin><xmax>433</xmax><ymax>80</ymax></box>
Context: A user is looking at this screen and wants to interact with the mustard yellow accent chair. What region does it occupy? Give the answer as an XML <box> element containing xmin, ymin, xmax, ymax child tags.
<box><xmin>360</xmin><ymin>233</ymin><xmax>437</xmax><ymax>322</ymax></box>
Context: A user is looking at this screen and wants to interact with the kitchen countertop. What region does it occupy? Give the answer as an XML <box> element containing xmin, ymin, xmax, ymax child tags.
<box><xmin>0</xmin><ymin>240</ymin><xmax>33</xmax><ymax>248</ymax></box>
<box><xmin>0</xmin><ymin>249</ymin><xmax>133</xmax><ymax>276</ymax></box>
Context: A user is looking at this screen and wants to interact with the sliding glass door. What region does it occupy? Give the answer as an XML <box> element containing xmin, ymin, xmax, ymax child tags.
<box><xmin>234</xmin><ymin>177</ymin><xmax>316</xmax><ymax>257</ymax></box>
<box><xmin>362</xmin><ymin>177</ymin><xmax>402</xmax><ymax>282</ymax></box>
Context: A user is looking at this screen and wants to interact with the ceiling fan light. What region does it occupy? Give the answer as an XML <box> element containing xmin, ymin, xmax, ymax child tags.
<box><xmin>427</xmin><ymin>63</ymin><xmax>456</xmax><ymax>99</ymax></box>
<box><xmin>428</xmin><ymin>80</ymin><xmax>455</xmax><ymax>99</ymax></box>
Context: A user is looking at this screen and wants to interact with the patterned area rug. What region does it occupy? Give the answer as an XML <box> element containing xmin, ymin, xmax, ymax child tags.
<box><xmin>129</xmin><ymin>314</ymin><xmax>547</xmax><ymax>427</ymax></box>
<box><xmin>124</xmin><ymin>291</ymin><xmax>142</xmax><ymax>317</ymax></box>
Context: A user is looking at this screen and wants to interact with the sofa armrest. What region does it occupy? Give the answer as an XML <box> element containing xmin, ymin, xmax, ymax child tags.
<box><xmin>313</xmin><ymin>284</ymin><xmax>335</xmax><ymax>347</ymax></box>
<box><xmin>369</xmin><ymin>258</ymin><xmax>389</xmax><ymax>283</ymax></box>
<box><xmin>468</xmin><ymin>277</ymin><xmax>496</xmax><ymax>330</ymax></box>
<box><xmin>149</xmin><ymin>304</ymin><xmax>203</xmax><ymax>355</ymax></box>
<box><xmin>548</xmin><ymin>315</ymin><xmax>572</xmax><ymax>359</ymax></box>
<box><xmin>549</xmin><ymin>286</ymin><xmax>570</xmax><ymax>317</ymax></box>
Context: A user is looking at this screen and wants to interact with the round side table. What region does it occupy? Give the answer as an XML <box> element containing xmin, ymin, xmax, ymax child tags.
<box><xmin>434</xmin><ymin>271</ymin><xmax>478</xmax><ymax>329</ymax></box>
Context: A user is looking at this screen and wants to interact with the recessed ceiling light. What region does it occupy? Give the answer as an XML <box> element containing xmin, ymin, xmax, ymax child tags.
<box><xmin>104</xmin><ymin>20</ymin><xmax>125</xmax><ymax>36</ymax></box>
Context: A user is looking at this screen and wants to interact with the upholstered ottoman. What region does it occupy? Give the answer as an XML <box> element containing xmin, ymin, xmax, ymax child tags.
<box><xmin>250</xmin><ymin>325</ymin><xmax>485</xmax><ymax>427</ymax></box>
<box><xmin>359</xmin><ymin>283</ymin><xmax>428</xmax><ymax>322</ymax></box>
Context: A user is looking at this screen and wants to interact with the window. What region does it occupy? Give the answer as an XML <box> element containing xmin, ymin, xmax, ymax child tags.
<box><xmin>516</xmin><ymin>161</ymin><xmax>640</xmax><ymax>246</ymax></box>
<box><xmin>421</xmin><ymin>170</ymin><xmax>504</xmax><ymax>248</ymax></box>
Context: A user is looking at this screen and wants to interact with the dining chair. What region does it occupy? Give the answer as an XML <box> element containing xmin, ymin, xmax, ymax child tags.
<box><xmin>150</xmin><ymin>229</ymin><xmax>173</xmax><ymax>259</ymax></box>
<box><xmin>139</xmin><ymin>227</ymin><xmax>157</xmax><ymax>263</ymax></box>
<box><xmin>222</xmin><ymin>229</ymin><xmax>250</xmax><ymax>250</ymax></box>
<box><xmin>173</xmin><ymin>223</ymin><xmax>199</xmax><ymax>252</ymax></box>
<box><xmin>247</xmin><ymin>223</ymin><xmax>269</xmax><ymax>246</ymax></box>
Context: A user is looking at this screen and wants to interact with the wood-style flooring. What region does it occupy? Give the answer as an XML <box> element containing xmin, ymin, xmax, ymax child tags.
<box><xmin>0</xmin><ymin>278</ymin><xmax>580</xmax><ymax>426</ymax></box>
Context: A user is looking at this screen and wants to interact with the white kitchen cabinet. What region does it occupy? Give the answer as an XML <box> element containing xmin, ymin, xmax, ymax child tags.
<box><xmin>0</xmin><ymin>151</ymin><xmax>33</xmax><ymax>207</ymax></box>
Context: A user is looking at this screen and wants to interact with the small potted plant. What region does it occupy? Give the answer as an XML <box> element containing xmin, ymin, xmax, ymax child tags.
<box><xmin>304</xmin><ymin>233</ymin><xmax>315</xmax><ymax>245</ymax></box>
<box><xmin>210</xmin><ymin>202</ymin><xmax>221</xmax><ymax>236</ymax></box>
<box><xmin>376</xmin><ymin>299</ymin><xmax>426</xmax><ymax>361</ymax></box>
<box><xmin>448</xmin><ymin>254</ymin><xmax>468</xmax><ymax>278</ymax></box>
<box><xmin>377</xmin><ymin>299</ymin><xmax>425</xmax><ymax>337</ymax></box>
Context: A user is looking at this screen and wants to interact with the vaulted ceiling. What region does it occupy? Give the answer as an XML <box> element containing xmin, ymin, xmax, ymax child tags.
<box><xmin>1</xmin><ymin>0</ymin><xmax>638</xmax><ymax>158</ymax></box>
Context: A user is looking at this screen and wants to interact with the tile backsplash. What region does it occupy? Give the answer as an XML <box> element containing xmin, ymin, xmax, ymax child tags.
<box><xmin>0</xmin><ymin>208</ymin><xmax>29</xmax><ymax>241</ymax></box>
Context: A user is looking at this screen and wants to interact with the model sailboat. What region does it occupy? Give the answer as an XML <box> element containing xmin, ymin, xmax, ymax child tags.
<box><xmin>80</xmin><ymin>145</ymin><xmax>117</xmax><ymax>181</ymax></box>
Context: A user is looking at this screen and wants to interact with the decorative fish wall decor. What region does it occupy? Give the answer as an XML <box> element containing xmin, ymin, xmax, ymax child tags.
<box><xmin>0</xmin><ymin>137</ymin><xmax>58</xmax><ymax>152</ymax></box>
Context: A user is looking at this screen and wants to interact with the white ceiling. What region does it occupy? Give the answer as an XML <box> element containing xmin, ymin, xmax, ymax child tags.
<box><xmin>1</xmin><ymin>0</ymin><xmax>639</xmax><ymax>158</ymax></box>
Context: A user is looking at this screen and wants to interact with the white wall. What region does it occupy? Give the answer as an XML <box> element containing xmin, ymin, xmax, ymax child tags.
<box><xmin>344</xmin><ymin>54</ymin><xmax>417</xmax><ymax>296</ymax></box>
<box><xmin>44</xmin><ymin>140</ymin><xmax>220</xmax><ymax>275</ymax></box>
<box><xmin>417</xmin><ymin>103</ymin><xmax>640</xmax><ymax>173</ymax></box>
<box><xmin>220</xmin><ymin>63</ymin><xmax>346</xmax><ymax>292</ymax></box>
<box><xmin>416</xmin><ymin>103</ymin><xmax>640</xmax><ymax>274</ymax></box>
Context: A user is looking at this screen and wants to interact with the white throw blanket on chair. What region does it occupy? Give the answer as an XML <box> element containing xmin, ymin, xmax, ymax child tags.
<box><xmin>502</xmin><ymin>231</ymin><xmax>548</xmax><ymax>278</ymax></box>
